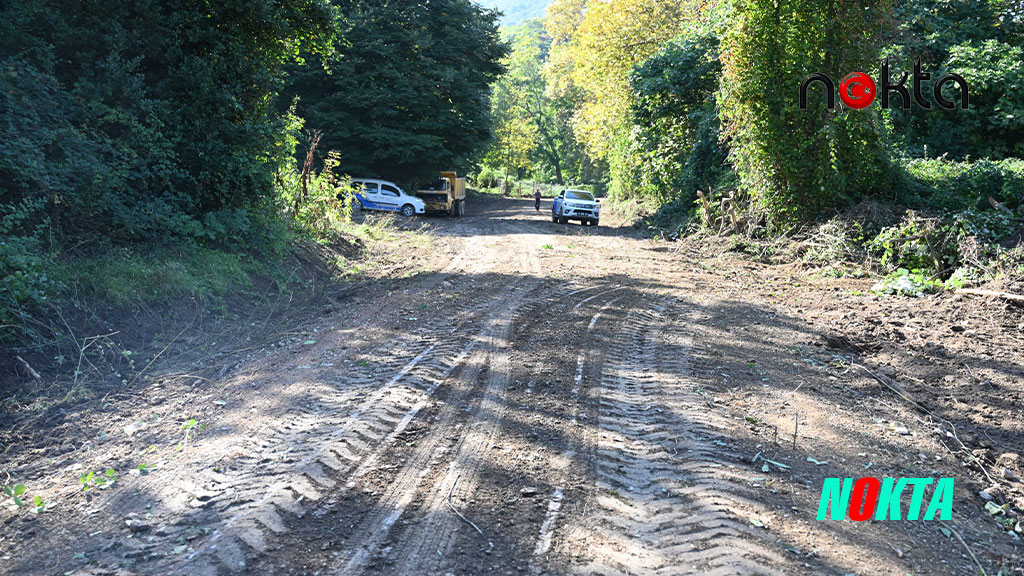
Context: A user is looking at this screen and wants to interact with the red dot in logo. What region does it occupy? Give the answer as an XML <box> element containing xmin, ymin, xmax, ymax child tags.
<box><xmin>839</xmin><ymin>72</ymin><xmax>876</xmax><ymax>109</ymax></box>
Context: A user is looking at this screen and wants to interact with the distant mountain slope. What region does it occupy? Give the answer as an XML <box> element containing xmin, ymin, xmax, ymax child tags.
<box><xmin>477</xmin><ymin>0</ymin><xmax>549</xmax><ymax>25</ymax></box>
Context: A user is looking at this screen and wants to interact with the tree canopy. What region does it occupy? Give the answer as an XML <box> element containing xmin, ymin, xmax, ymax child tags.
<box><xmin>482</xmin><ymin>0</ymin><xmax>1024</xmax><ymax>226</ymax></box>
<box><xmin>285</xmin><ymin>0</ymin><xmax>507</xmax><ymax>187</ymax></box>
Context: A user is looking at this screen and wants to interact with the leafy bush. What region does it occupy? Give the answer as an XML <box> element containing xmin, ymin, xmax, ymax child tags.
<box><xmin>475</xmin><ymin>166</ymin><xmax>501</xmax><ymax>189</ymax></box>
<box><xmin>882</xmin><ymin>1</ymin><xmax>1024</xmax><ymax>161</ymax></box>
<box><xmin>868</xmin><ymin>202</ymin><xmax>1020</xmax><ymax>285</ymax></box>
<box><xmin>943</xmin><ymin>40</ymin><xmax>1024</xmax><ymax>160</ymax></box>
<box><xmin>903</xmin><ymin>158</ymin><xmax>1024</xmax><ymax>213</ymax></box>
<box><xmin>277</xmin><ymin>151</ymin><xmax>354</xmax><ymax>242</ymax></box>
<box><xmin>871</xmin><ymin>268</ymin><xmax>943</xmax><ymax>297</ymax></box>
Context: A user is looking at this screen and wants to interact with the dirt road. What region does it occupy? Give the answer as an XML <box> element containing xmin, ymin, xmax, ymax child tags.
<box><xmin>3</xmin><ymin>195</ymin><xmax>1023</xmax><ymax>575</ymax></box>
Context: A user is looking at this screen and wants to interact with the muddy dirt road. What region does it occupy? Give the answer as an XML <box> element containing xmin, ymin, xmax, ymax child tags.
<box><xmin>3</xmin><ymin>195</ymin><xmax>1023</xmax><ymax>575</ymax></box>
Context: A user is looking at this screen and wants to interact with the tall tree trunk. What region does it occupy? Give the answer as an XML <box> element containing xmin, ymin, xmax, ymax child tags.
<box><xmin>298</xmin><ymin>130</ymin><xmax>323</xmax><ymax>212</ymax></box>
<box><xmin>536</xmin><ymin>115</ymin><xmax>565</xmax><ymax>185</ymax></box>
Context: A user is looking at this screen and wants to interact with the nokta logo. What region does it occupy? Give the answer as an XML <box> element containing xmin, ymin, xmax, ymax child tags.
<box><xmin>800</xmin><ymin>59</ymin><xmax>969</xmax><ymax>110</ymax></box>
<box><xmin>817</xmin><ymin>477</ymin><xmax>954</xmax><ymax>521</ymax></box>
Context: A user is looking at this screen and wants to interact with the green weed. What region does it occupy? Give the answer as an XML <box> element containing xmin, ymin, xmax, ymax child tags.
<box><xmin>2</xmin><ymin>483</ymin><xmax>27</xmax><ymax>507</ymax></box>
<box><xmin>80</xmin><ymin>468</ymin><xmax>117</xmax><ymax>491</ymax></box>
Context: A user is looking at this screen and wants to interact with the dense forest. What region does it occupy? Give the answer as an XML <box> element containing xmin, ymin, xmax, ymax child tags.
<box><xmin>481</xmin><ymin>0</ymin><xmax>1024</xmax><ymax>292</ymax></box>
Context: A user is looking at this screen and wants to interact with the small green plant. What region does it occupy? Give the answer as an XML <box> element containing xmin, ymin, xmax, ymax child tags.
<box><xmin>871</xmin><ymin>268</ymin><xmax>943</xmax><ymax>297</ymax></box>
<box><xmin>32</xmin><ymin>495</ymin><xmax>50</xmax><ymax>513</ymax></box>
<box><xmin>178</xmin><ymin>419</ymin><xmax>205</xmax><ymax>450</ymax></box>
<box><xmin>80</xmin><ymin>468</ymin><xmax>117</xmax><ymax>491</ymax></box>
<box><xmin>3</xmin><ymin>483</ymin><xmax>27</xmax><ymax>507</ymax></box>
<box><xmin>541</xmin><ymin>244</ymin><xmax>553</xmax><ymax>250</ymax></box>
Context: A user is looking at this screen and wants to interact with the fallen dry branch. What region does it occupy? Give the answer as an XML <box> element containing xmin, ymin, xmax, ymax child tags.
<box><xmin>15</xmin><ymin>356</ymin><xmax>41</xmax><ymax>381</ymax></box>
<box><xmin>855</xmin><ymin>363</ymin><xmax>999</xmax><ymax>487</ymax></box>
<box><xmin>938</xmin><ymin>521</ymin><xmax>987</xmax><ymax>576</ymax></box>
<box><xmin>445</xmin><ymin>474</ymin><xmax>486</xmax><ymax>538</ymax></box>
<box><xmin>957</xmin><ymin>288</ymin><xmax>1024</xmax><ymax>304</ymax></box>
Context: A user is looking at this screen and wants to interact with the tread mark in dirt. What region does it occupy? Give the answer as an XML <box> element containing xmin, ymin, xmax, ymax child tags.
<box><xmin>532</xmin><ymin>294</ymin><xmax>623</xmax><ymax>572</ymax></box>
<box><xmin>162</xmin><ymin>221</ymin><xmax>565</xmax><ymax>575</ymax></box>
<box><xmin>554</xmin><ymin>301</ymin><xmax>793</xmax><ymax>576</ymax></box>
<box><xmin>333</xmin><ymin>283</ymin><xmax>538</xmax><ymax>575</ymax></box>
<box><xmin>160</xmin><ymin>297</ymin><xmax>519</xmax><ymax>575</ymax></box>
<box><xmin>574</xmin><ymin>286</ymin><xmax>628</xmax><ymax>310</ymax></box>
<box><xmin>330</xmin><ymin>279</ymin><xmax>612</xmax><ymax>575</ymax></box>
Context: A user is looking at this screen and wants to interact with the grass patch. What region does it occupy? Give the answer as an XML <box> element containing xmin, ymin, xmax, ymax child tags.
<box><xmin>337</xmin><ymin>214</ymin><xmax>404</xmax><ymax>243</ymax></box>
<box><xmin>55</xmin><ymin>244</ymin><xmax>261</xmax><ymax>308</ymax></box>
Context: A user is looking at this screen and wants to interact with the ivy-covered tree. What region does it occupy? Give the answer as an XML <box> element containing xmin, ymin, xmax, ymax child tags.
<box><xmin>286</xmin><ymin>0</ymin><xmax>507</xmax><ymax>187</ymax></box>
<box><xmin>719</xmin><ymin>0</ymin><xmax>894</xmax><ymax>225</ymax></box>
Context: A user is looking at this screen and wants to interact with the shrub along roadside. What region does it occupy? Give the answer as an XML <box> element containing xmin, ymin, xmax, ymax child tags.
<box><xmin>632</xmin><ymin>157</ymin><xmax>1024</xmax><ymax>294</ymax></box>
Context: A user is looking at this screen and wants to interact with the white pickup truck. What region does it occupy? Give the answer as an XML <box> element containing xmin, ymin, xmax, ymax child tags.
<box><xmin>552</xmin><ymin>189</ymin><xmax>600</xmax><ymax>226</ymax></box>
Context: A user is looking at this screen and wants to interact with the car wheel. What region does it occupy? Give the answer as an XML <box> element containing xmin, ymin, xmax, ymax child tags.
<box><xmin>592</xmin><ymin>220</ymin><xmax>599</xmax><ymax>227</ymax></box>
<box><xmin>459</xmin><ymin>200</ymin><xmax>466</xmax><ymax>217</ymax></box>
<box><xmin>558</xmin><ymin>216</ymin><xmax>568</xmax><ymax>224</ymax></box>
<box><xmin>401</xmin><ymin>204</ymin><xmax>415</xmax><ymax>217</ymax></box>
<box><xmin>450</xmin><ymin>203</ymin><xmax>457</xmax><ymax>217</ymax></box>
<box><xmin>354</xmin><ymin>199</ymin><xmax>364</xmax><ymax>212</ymax></box>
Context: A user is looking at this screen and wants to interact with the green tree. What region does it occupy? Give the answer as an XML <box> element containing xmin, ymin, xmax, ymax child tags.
<box><xmin>285</xmin><ymin>0</ymin><xmax>507</xmax><ymax>187</ymax></box>
<box><xmin>883</xmin><ymin>0</ymin><xmax>1024</xmax><ymax>160</ymax></box>
<box><xmin>484</xmin><ymin>20</ymin><xmax>593</xmax><ymax>185</ymax></box>
<box><xmin>628</xmin><ymin>34</ymin><xmax>726</xmax><ymax>204</ymax></box>
<box><xmin>0</xmin><ymin>0</ymin><xmax>336</xmax><ymax>242</ymax></box>
<box><xmin>0</xmin><ymin>0</ymin><xmax>335</xmax><ymax>331</ymax></box>
<box><xmin>541</xmin><ymin>0</ymin><xmax>703</xmax><ymax>196</ymax></box>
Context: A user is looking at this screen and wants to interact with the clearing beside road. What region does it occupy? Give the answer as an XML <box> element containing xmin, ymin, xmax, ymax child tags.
<box><xmin>2</xmin><ymin>195</ymin><xmax>1023</xmax><ymax>575</ymax></box>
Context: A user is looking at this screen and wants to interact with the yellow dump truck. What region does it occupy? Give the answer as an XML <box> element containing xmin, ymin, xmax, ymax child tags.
<box><xmin>415</xmin><ymin>171</ymin><xmax>466</xmax><ymax>217</ymax></box>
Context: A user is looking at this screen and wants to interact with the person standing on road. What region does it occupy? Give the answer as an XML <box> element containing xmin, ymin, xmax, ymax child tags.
<box><xmin>534</xmin><ymin>187</ymin><xmax>541</xmax><ymax>211</ymax></box>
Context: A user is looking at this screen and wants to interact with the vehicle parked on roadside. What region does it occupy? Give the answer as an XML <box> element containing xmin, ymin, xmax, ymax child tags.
<box><xmin>552</xmin><ymin>189</ymin><xmax>600</xmax><ymax>226</ymax></box>
<box><xmin>416</xmin><ymin>171</ymin><xmax>466</xmax><ymax>217</ymax></box>
<box><xmin>349</xmin><ymin>179</ymin><xmax>426</xmax><ymax>217</ymax></box>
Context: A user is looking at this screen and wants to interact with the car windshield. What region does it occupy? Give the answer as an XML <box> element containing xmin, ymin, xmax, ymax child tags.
<box><xmin>565</xmin><ymin>190</ymin><xmax>594</xmax><ymax>201</ymax></box>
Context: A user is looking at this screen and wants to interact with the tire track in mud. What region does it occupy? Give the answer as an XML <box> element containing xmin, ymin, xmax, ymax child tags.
<box><xmin>327</xmin><ymin>226</ymin><xmax>555</xmax><ymax>575</ymax></box>
<box><xmin>349</xmin><ymin>281</ymin><xmax>631</xmax><ymax>576</ymax></box>
<box><xmin>158</xmin><ymin>220</ymin><xmax>544</xmax><ymax>575</ymax></box>
<box><xmin>335</xmin><ymin>292</ymin><xmax>525</xmax><ymax>574</ymax></box>
<box><xmin>529</xmin><ymin>293</ymin><xmax>624</xmax><ymax>573</ymax></box>
<box><xmin>159</xmin><ymin>299</ymin><xmax>499</xmax><ymax>575</ymax></box>
<box><xmin>551</xmin><ymin>300</ymin><xmax>793</xmax><ymax>576</ymax></box>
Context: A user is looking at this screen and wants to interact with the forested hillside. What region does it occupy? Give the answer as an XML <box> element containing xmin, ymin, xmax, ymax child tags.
<box><xmin>479</xmin><ymin>0</ymin><xmax>550</xmax><ymax>24</ymax></box>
